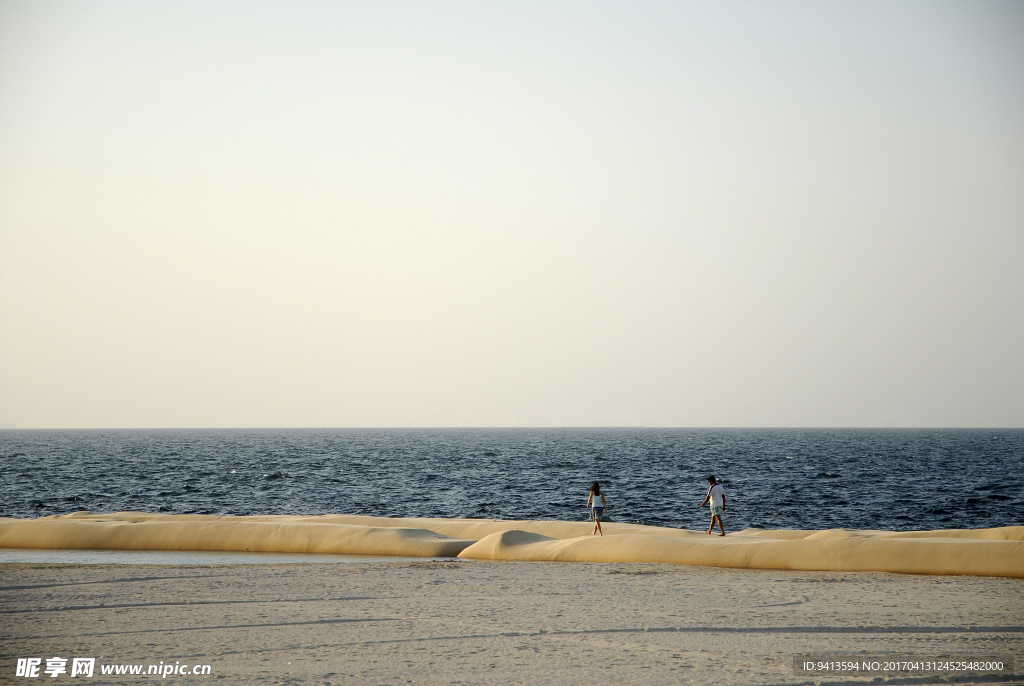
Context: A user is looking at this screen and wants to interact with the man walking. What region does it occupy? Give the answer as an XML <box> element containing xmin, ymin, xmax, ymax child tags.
<box><xmin>699</xmin><ymin>475</ymin><xmax>726</xmax><ymax>536</ymax></box>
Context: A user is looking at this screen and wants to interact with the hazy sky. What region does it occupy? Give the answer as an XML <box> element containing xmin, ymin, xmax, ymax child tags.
<box><xmin>0</xmin><ymin>1</ymin><xmax>1021</xmax><ymax>429</ymax></box>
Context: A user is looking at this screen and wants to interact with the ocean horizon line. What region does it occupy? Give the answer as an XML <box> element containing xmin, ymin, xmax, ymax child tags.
<box><xmin>1</xmin><ymin>425</ymin><xmax>1021</xmax><ymax>431</ymax></box>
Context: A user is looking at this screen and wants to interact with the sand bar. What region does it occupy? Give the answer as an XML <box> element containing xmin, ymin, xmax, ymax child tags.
<box><xmin>1</xmin><ymin>512</ymin><xmax>1022</xmax><ymax>578</ymax></box>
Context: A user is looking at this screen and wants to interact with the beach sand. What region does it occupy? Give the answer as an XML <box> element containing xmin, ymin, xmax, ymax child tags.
<box><xmin>2</xmin><ymin>560</ymin><xmax>1021</xmax><ymax>685</ymax></box>
<box><xmin>2</xmin><ymin>513</ymin><xmax>1022</xmax><ymax>683</ymax></box>
<box><xmin>2</xmin><ymin>512</ymin><xmax>1023</xmax><ymax>578</ymax></box>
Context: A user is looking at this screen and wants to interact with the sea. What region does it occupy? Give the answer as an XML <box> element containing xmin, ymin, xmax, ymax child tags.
<box><xmin>1</xmin><ymin>429</ymin><xmax>1022</xmax><ymax>532</ymax></box>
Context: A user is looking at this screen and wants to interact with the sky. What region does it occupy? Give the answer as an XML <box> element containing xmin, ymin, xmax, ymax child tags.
<box><xmin>0</xmin><ymin>0</ymin><xmax>1021</xmax><ymax>429</ymax></box>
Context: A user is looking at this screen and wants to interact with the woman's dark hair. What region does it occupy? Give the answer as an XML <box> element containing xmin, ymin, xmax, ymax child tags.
<box><xmin>590</xmin><ymin>481</ymin><xmax>601</xmax><ymax>495</ymax></box>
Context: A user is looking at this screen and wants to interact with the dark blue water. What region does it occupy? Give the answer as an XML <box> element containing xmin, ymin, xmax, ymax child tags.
<box><xmin>1</xmin><ymin>429</ymin><xmax>1021</xmax><ymax>532</ymax></box>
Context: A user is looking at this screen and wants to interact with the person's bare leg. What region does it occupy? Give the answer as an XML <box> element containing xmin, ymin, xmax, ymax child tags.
<box><xmin>706</xmin><ymin>517</ymin><xmax>713</xmax><ymax>535</ymax></box>
<box><xmin>715</xmin><ymin>516</ymin><xmax>726</xmax><ymax>536</ymax></box>
<box><xmin>596</xmin><ymin>518</ymin><xmax>603</xmax><ymax>536</ymax></box>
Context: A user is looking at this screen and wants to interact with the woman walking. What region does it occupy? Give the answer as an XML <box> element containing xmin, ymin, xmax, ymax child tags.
<box><xmin>587</xmin><ymin>482</ymin><xmax>607</xmax><ymax>536</ymax></box>
<box><xmin>699</xmin><ymin>475</ymin><xmax>726</xmax><ymax>536</ymax></box>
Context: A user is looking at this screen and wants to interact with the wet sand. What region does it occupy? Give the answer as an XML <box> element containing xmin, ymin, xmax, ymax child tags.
<box><xmin>1</xmin><ymin>560</ymin><xmax>1021</xmax><ymax>685</ymax></box>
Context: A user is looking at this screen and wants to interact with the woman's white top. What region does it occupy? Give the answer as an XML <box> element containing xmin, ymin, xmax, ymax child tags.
<box><xmin>590</xmin><ymin>493</ymin><xmax>603</xmax><ymax>507</ymax></box>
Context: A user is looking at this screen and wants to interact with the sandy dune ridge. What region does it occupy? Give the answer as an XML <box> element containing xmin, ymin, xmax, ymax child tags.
<box><xmin>1</xmin><ymin>511</ymin><xmax>1021</xmax><ymax>577</ymax></box>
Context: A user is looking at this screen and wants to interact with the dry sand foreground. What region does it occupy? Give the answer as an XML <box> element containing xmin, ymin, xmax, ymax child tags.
<box><xmin>1</xmin><ymin>560</ymin><xmax>1021</xmax><ymax>686</ymax></box>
